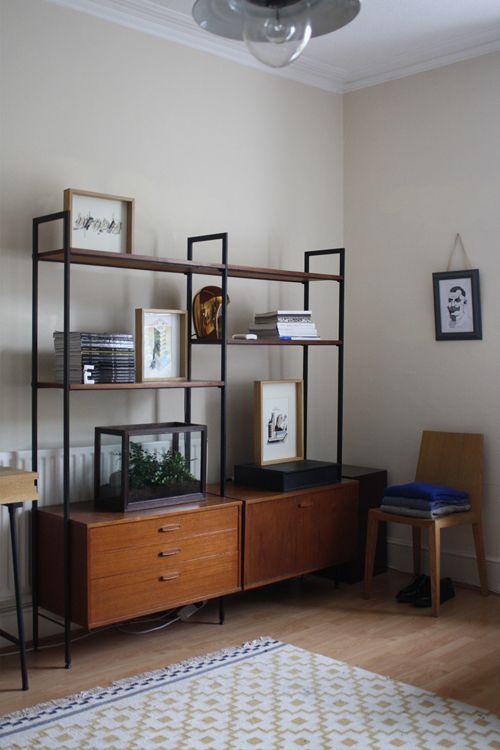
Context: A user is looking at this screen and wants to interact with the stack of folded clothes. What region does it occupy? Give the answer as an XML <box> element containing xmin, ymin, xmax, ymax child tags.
<box><xmin>381</xmin><ymin>482</ymin><xmax>470</xmax><ymax>518</ymax></box>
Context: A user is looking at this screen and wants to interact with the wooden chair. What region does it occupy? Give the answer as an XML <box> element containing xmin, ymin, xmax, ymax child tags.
<box><xmin>363</xmin><ymin>431</ymin><xmax>488</xmax><ymax>616</ymax></box>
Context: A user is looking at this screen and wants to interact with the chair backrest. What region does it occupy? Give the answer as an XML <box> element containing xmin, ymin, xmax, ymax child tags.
<box><xmin>414</xmin><ymin>431</ymin><xmax>483</xmax><ymax>513</ymax></box>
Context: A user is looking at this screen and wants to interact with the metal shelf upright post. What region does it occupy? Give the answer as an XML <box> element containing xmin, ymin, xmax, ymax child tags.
<box><xmin>303</xmin><ymin>247</ymin><xmax>345</xmax><ymax>478</ymax></box>
<box><xmin>186</xmin><ymin>233</ymin><xmax>228</xmax><ymax>498</ymax></box>
<box><xmin>32</xmin><ymin>209</ymin><xmax>73</xmax><ymax>668</ymax></box>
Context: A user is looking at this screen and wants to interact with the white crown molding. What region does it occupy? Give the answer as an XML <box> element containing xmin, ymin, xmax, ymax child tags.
<box><xmin>47</xmin><ymin>0</ymin><xmax>500</xmax><ymax>94</ymax></box>
<box><xmin>46</xmin><ymin>0</ymin><xmax>346</xmax><ymax>92</ymax></box>
<box><xmin>343</xmin><ymin>28</ymin><xmax>500</xmax><ymax>92</ymax></box>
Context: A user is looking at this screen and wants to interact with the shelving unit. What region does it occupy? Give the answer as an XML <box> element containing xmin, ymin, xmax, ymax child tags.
<box><xmin>32</xmin><ymin>211</ymin><xmax>346</xmax><ymax>667</ymax></box>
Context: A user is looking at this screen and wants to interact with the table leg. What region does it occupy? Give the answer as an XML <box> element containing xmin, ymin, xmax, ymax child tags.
<box><xmin>9</xmin><ymin>503</ymin><xmax>29</xmax><ymax>690</ymax></box>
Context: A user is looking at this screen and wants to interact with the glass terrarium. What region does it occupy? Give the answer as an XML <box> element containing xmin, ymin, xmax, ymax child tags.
<box><xmin>94</xmin><ymin>422</ymin><xmax>207</xmax><ymax>511</ymax></box>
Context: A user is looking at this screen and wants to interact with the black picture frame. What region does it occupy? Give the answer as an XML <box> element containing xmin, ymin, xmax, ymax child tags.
<box><xmin>432</xmin><ymin>269</ymin><xmax>482</xmax><ymax>341</ymax></box>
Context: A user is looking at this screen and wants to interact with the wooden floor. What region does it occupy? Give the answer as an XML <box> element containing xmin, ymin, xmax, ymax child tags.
<box><xmin>1</xmin><ymin>570</ymin><xmax>499</xmax><ymax>717</ymax></box>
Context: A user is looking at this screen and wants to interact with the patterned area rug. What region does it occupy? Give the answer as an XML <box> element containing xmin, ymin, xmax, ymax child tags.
<box><xmin>1</xmin><ymin>637</ymin><xmax>499</xmax><ymax>749</ymax></box>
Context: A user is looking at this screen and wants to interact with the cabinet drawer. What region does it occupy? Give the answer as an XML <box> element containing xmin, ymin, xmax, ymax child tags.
<box><xmin>91</xmin><ymin>506</ymin><xmax>239</xmax><ymax>553</ymax></box>
<box><xmin>89</xmin><ymin>552</ymin><xmax>239</xmax><ymax>627</ymax></box>
<box><xmin>90</xmin><ymin>528</ymin><xmax>237</xmax><ymax>579</ymax></box>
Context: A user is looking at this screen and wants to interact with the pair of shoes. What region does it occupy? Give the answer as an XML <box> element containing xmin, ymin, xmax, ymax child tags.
<box><xmin>413</xmin><ymin>577</ymin><xmax>455</xmax><ymax>608</ymax></box>
<box><xmin>396</xmin><ymin>574</ymin><xmax>429</xmax><ymax>603</ymax></box>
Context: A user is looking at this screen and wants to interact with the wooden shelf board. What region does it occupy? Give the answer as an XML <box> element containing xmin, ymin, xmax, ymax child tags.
<box><xmin>37</xmin><ymin>249</ymin><xmax>225</xmax><ymax>277</ymax></box>
<box><xmin>191</xmin><ymin>339</ymin><xmax>342</xmax><ymax>346</ymax></box>
<box><xmin>36</xmin><ymin>249</ymin><xmax>342</xmax><ymax>283</ymax></box>
<box><xmin>227</xmin><ymin>264</ymin><xmax>341</xmax><ymax>283</ymax></box>
<box><xmin>228</xmin><ymin>339</ymin><xmax>341</xmax><ymax>346</ymax></box>
<box><xmin>37</xmin><ymin>380</ymin><xmax>223</xmax><ymax>390</ymax></box>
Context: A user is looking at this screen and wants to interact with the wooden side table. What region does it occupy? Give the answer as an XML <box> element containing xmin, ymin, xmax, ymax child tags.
<box><xmin>0</xmin><ymin>467</ymin><xmax>38</xmax><ymax>690</ymax></box>
<box><xmin>337</xmin><ymin>465</ymin><xmax>388</xmax><ymax>582</ymax></box>
<box><xmin>319</xmin><ymin>465</ymin><xmax>387</xmax><ymax>584</ymax></box>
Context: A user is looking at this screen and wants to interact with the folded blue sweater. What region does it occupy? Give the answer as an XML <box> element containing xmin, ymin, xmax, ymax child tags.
<box><xmin>383</xmin><ymin>495</ymin><xmax>470</xmax><ymax>511</ymax></box>
<box><xmin>384</xmin><ymin>481</ymin><xmax>469</xmax><ymax>502</ymax></box>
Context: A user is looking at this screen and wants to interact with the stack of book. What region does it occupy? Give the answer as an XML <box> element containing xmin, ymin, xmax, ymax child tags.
<box><xmin>53</xmin><ymin>332</ymin><xmax>135</xmax><ymax>384</ymax></box>
<box><xmin>249</xmin><ymin>310</ymin><xmax>319</xmax><ymax>340</ymax></box>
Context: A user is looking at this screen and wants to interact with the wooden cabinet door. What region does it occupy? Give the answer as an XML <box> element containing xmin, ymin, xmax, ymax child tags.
<box><xmin>243</xmin><ymin>483</ymin><xmax>358</xmax><ymax>588</ymax></box>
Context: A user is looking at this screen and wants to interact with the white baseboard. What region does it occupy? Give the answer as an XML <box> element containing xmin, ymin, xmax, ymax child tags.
<box><xmin>3</xmin><ymin>542</ymin><xmax>498</xmax><ymax>649</ymax></box>
<box><xmin>387</xmin><ymin>537</ymin><xmax>500</xmax><ymax>594</ymax></box>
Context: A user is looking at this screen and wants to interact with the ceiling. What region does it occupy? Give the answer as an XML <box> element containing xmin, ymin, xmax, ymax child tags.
<box><xmin>49</xmin><ymin>0</ymin><xmax>500</xmax><ymax>92</ymax></box>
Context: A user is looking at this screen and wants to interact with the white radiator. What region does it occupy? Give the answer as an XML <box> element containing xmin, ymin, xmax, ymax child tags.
<box><xmin>0</xmin><ymin>446</ymin><xmax>94</xmax><ymax>607</ymax></box>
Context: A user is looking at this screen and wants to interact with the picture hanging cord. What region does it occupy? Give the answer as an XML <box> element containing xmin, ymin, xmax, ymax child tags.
<box><xmin>446</xmin><ymin>233</ymin><xmax>473</xmax><ymax>272</ymax></box>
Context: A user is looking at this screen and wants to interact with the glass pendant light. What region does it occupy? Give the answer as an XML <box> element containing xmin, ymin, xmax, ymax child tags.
<box><xmin>242</xmin><ymin>2</ymin><xmax>312</xmax><ymax>68</ymax></box>
<box><xmin>192</xmin><ymin>0</ymin><xmax>361</xmax><ymax>68</ymax></box>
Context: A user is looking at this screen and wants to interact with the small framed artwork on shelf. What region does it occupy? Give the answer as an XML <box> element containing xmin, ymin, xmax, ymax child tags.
<box><xmin>135</xmin><ymin>309</ymin><xmax>187</xmax><ymax>382</ymax></box>
<box><xmin>254</xmin><ymin>379</ymin><xmax>304</xmax><ymax>466</ymax></box>
<box><xmin>432</xmin><ymin>269</ymin><xmax>482</xmax><ymax>341</ymax></box>
<box><xmin>64</xmin><ymin>188</ymin><xmax>134</xmax><ymax>253</ymax></box>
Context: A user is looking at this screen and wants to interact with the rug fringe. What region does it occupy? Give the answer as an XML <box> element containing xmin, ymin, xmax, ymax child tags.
<box><xmin>0</xmin><ymin>636</ymin><xmax>280</xmax><ymax>725</ymax></box>
<box><xmin>107</xmin><ymin>635</ymin><xmax>280</xmax><ymax>689</ymax></box>
<box><xmin>0</xmin><ymin>685</ymin><xmax>113</xmax><ymax>724</ymax></box>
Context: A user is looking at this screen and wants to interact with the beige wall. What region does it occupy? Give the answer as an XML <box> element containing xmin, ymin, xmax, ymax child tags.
<box><xmin>2</xmin><ymin>0</ymin><xmax>498</xmax><ymax>624</ymax></box>
<box><xmin>0</xmin><ymin>0</ymin><xmax>343</xmax><ymax>483</ymax></box>
<box><xmin>344</xmin><ymin>53</ymin><xmax>500</xmax><ymax>592</ymax></box>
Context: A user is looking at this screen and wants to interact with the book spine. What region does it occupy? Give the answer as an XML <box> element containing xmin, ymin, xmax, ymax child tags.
<box><xmin>253</xmin><ymin>310</ymin><xmax>311</xmax><ymax>318</ymax></box>
<box><xmin>257</xmin><ymin>335</ymin><xmax>320</xmax><ymax>340</ymax></box>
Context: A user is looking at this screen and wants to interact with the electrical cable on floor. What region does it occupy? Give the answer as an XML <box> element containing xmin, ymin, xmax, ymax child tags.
<box><xmin>0</xmin><ymin>601</ymin><xmax>208</xmax><ymax>656</ymax></box>
<box><xmin>115</xmin><ymin>615</ymin><xmax>180</xmax><ymax>635</ymax></box>
<box><xmin>114</xmin><ymin>601</ymin><xmax>207</xmax><ymax>635</ymax></box>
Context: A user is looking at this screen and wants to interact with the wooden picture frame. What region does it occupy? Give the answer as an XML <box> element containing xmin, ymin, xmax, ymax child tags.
<box><xmin>64</xmin><ymin>188</ymin><xmax>134</xmax><ymax>253</ymax></box>
<box><xmin>135</xmin><ymin>309</ymin><xmax>187</xmax><ymax>382</ymax></box>
<box><xmin>432</xmin><ymin>269</ymin><xmax>482</xmax><ymax>341</ymax></box>
<box><xmin>254</xmin><ymin>379</ymin><xmax>304</xmax><ymax>466</ymax></box>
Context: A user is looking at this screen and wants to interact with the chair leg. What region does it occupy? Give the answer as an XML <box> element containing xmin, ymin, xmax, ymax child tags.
<box><xmin>363</xmin><ymin>512</ymin><xmax>379</xmax><ymax>599</ymax></box>
<box><xmin>412</xmin><ymin>527</ymin><xmax>422</xmax><ymax>576</ymax></box>
<box><xmin>428</xmin><ymin>525</ymin><xmax>441</xmax><ymax>618</ymax></box>
<box><xmin>471</xmin><ymin>522</ymin><xmax>489</xmax><ymax>596</ymax></box>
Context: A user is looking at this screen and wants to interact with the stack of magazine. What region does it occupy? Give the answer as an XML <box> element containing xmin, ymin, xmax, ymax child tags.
<box><xmin>249</xmin><ymin>310</ymin><xmax>319</xmax><ymax>340</ymax></box>
<box><xmin>53</xmin><ymin>332</ymin><xmax>135</xmax><ymax>384</ymax></box>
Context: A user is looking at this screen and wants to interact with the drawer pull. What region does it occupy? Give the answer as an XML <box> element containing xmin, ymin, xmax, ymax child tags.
<box><xmin>159</xmin><ymin>524</ymin><xmax>181</xmax><ymax>533</ymax></box>
<box><xmin>298</xmin><ymin>501</ymin><xmax>313</xmax><ymax>508</ymax></box>
<box><xmin>160</xmin><ymin>572</ymin><xmax>180</xmax><ymax>582</ymax></box>
<box><xmin>159</xmin><ymin>548</ymin><xmax>180</xmax><ymax>557</ymax></box>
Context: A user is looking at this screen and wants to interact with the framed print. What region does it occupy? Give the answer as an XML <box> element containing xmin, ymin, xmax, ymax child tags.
<box><xmin>135</xmin><ymin>309</ymin><xmax>187</xmax><ymax>382</ymax></box>
<box><xmin>64</xmin><ymin>188</ymin><xmax>134</xmax><ymax>253</ymax></box>
<box><xmin>432</xmin><ymin>269</ymin><xmax>482</xmax><ymax>341</ymax></box>
<box><xmin>254</xmin><ymin>379</ymin><xmax>304</xmax><ymax>466</ymax></box>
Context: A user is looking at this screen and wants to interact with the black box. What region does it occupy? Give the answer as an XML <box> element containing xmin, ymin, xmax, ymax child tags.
<box><xmin>233</xmin><ymin>460</ymin><xmax>340</xmax><ymax>492</ymax></box>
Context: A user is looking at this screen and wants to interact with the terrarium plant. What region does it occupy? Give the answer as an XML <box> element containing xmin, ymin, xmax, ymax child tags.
<box><xmin>128</xmin><ymin>442</ymin><xmax>196</xmax><ymax>490</ymax></box>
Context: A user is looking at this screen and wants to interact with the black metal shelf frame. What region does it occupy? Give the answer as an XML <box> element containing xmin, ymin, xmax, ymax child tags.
<box><xmin>31</xmin><ymin>214</ymin><xmax>344</xmax><ymax>668</ymax></box>
<box><xmin>303</xmin><ymin>248</ymin><xmax>344</xmax><ymax>473</ymax></box>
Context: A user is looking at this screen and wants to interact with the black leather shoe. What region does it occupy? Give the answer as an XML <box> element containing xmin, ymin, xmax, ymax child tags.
<box><xmin>413</xmin><ymin>577</ymin><xmax>455</xmax><ymax>608</ymax></box>
<box><xmin>396</xmin><ymin>574</ymin><xmax>430</xmax><ymax>603</ymax></box>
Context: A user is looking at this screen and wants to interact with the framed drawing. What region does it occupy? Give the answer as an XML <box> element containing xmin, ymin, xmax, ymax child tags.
<box><xmin>432</xmin><ymin>269</ymin><xmax>482</xmax><ymax>341</ymax></box>
<box><xmin>254</xmin><ymin>379</ymin><xmax>304</xmax><ymax>466</ymax></box>
<box><xmin>135</xmin><ymin>309</ymin><xmax>187</xmax><ymax>382</ymax></box>
<box><xmin>64</xmin><ymin>189</ymin><xmax>134</xmax><ymax>253</ymax></box>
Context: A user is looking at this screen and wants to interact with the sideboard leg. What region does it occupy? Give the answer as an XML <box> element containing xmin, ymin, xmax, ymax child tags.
<box><xmin>218</xmin><ymin>597</ymin><xmax>225</xmax><ymax>625</ymax></box>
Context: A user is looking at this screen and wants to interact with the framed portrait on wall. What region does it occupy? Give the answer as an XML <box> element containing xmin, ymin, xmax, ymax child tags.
<box><xmin>254</xmin><ymin>379</ymin><xmax>304</xmax><ymax>466</ymax></box>
<box><xmin>432</xmin><ymin>269</ymin><xmax>482</xmax><ymax>341</ymax></box>
<box><xmin>135</xmin><ymin>309</ymin><xmax>187</xmax><ymax>382</ymax></box>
